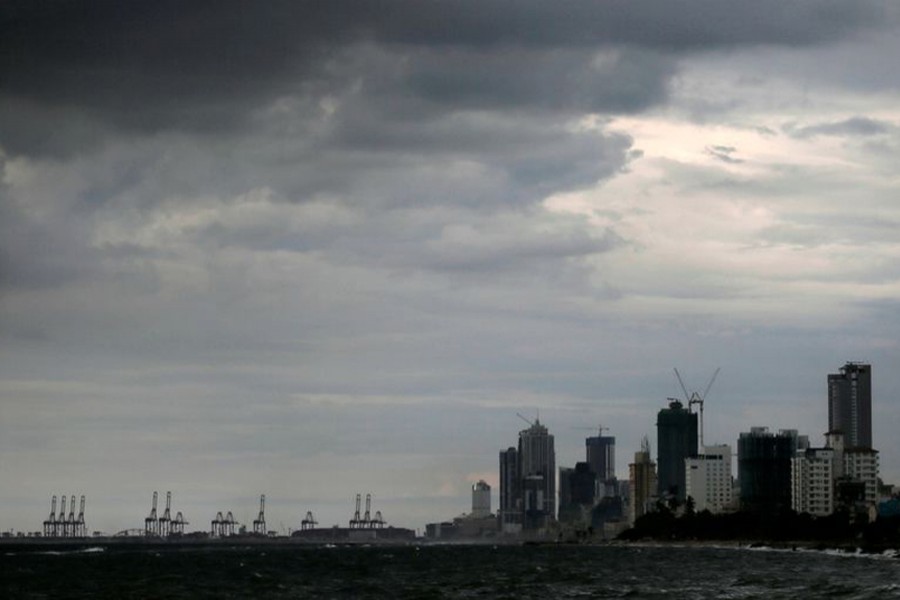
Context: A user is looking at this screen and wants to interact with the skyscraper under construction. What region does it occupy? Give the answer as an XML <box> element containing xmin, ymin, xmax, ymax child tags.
<box><xmin>656</xmin><ymin>399</ymin><xmax>698</xmax><ymax>503</ymax></box>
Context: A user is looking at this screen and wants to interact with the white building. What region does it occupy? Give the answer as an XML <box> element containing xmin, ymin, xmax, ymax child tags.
<box><xmin>791</xmin><ymin>447</ymin><xmax>835</xmax><ymax>517</ymax></box>
<box><xmin>684</xmin><ymin>444</ymin><xmax>733</xmax><ymax>514</ymax></box>
<box><xmin>844</xmin><ymin>448</ymin><xmax>879</xmax><ymax>505</ymax></box>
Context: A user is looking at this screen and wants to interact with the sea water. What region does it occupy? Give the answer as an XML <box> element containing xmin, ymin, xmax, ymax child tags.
<box><xmin>3</xmin><ymin>543</ymin><xmax>900</xmax><ymax>598</ymax></box>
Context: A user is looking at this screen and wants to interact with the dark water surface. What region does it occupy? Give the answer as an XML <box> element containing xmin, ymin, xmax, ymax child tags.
<box><xmin>3</xmin><ymin>543</ymin><xmax>900</xmax><ymax>599</ymax></box>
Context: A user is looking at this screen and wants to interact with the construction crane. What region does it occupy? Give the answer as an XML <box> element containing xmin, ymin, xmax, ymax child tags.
<box><xmin>573</xmin><ymin>424</ymin><xmax>610</xmax><ymax>436</ymax></box>
<box><xmin>253</xmin><ymin>494</ymin><xmax>267</xmax><ymax>535</ymax></box>
<box><xmin>674</xmin><ymin>367</ymin><xmax>721</xmax><ymax>448</ymax></box>
<box><xmin>516</xmin><ymin>412</ymin><xmax>535</xmax><ymax>427</ymax></box>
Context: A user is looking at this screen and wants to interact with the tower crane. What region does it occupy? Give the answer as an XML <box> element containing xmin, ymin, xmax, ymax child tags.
<box><xmin>674</xmin><ymin>367</ymin><xmax>720</xmax><ymax>449</ymax></box>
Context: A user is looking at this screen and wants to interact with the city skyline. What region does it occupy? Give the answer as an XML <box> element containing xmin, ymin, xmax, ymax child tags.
<box><xmin>3</xmin><ymin>2</ymin><xmax>900</xmax><ymax>533</ymax></box>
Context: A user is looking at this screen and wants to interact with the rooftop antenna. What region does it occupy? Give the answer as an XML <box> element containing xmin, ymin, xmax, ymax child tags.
<box><xmin>673</xmin><ymin>367</ymin><xmax>720</xmax><ymax>449</ymax></box>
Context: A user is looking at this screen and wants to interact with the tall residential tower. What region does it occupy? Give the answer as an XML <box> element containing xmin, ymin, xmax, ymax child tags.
<box><xmin>828</xmin><ymin>362</ymin><xmax>872</xmax><ymax>449</ymax></box>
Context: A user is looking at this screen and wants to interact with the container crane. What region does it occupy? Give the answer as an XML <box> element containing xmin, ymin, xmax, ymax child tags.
<box><xmin>253</xmin><ymin>494</ymin><xmax>267</xmax><ymax>535</ymax></box>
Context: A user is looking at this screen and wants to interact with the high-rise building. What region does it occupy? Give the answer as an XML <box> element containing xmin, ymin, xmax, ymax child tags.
<box><xmin>656</xmin><ymin>400</ymin><xmax>698</xmax><ymax>502</ymax></box>
<box><xmin>586</xmin><ymin>433</ymin><xmax>616</xmax><ymax>482</ymax></box>
<box><xmin>828</xmin><ymin>362</ymin><xmax>872</xmax><ymax>449</ymax></box>
<box><xmin>738</xmin><ymin>427</ymin><xmax>800</xmax><ymax>514</ymax></box>
<box><xmin>518</xmin><ymin>419</ymin><xmax>556</xmax><ymax>531</ymax></box>
<box><xmin>558</xmin><ymin>462</ymin><xmax>596</xmax><ymax>525</ymax></box>
<box><xmin>685</xmin><ymin>444</ymin><xmax>733</xmax><ymax>514</ymax></box>
<box><xmin>471</xmin><ymin>480</ymin><xmax>491</xmax><ymax>518</ymax></box>
<box><xmin>629</xmin><ymin>437</ymin><xmax>657</xmax><ymax>524</ymax></box>
<box><xmin>499</xmin><ymin>448</ymin><xmax>521</xmax><ymax>533</ymax></box>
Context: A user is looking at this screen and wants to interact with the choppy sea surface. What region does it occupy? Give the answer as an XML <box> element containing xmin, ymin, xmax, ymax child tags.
<box><xmin>3</xmin><ymin>543</ymin><xmax>900</xmax><ymax>599</ymax></box>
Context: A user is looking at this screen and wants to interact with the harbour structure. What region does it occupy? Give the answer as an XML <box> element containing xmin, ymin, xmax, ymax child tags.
<box><xmin>253</xmin><ymin>494</ymin><xmax>267</xmax><ymax>535</ymax></box>
<box><xmin>300</xmin><ymin>511</ymin><xmax>318</xmax><ymax>530</ymax></box>
<box><xmin>145</xmin><ymin>491</ymin><xmax>186</xmax><ymax>537</ymax></box>
<box><xmin>685</xmin><ymin>444</ymin><xmax>733</xmax><ymax>514</ymax></box>
<box><xmin>828</xmin><ymin>362</ymin><xmax>872</xmax><ymax>449</ymax></box>
<box><xmin>629</xmin><ymin>437</ymin><xmax>657</xmax><ymax>524</ymax></box>
<box><xmin>42</xmin><ymin>495</ymin><xmax>86</xmax><ymax>538</ymax></box>
<box><xmin>293</xmin><ymin>494</ymin><xmax>412</xmax><ymax>541</ymax></box>
<box><xmin>349</xmin><ymin>493</ymin><xmax>385</xmax><ymax>529</ymax></box>
<box><xmin>656</xmin><ymin>399</ymin><xmax>698</xmax><ymax>503</ymax></box>
<box><xmin>210</xmin><ymin>511</ymin><xmax>237</xmax><ymax>537</ymax></box>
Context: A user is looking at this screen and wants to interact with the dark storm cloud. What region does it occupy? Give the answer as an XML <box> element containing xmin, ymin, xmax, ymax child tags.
<box><xmin>1</xmin><ymin>0</ymin><xmax>895</xmax><ymax>156</ymax></box>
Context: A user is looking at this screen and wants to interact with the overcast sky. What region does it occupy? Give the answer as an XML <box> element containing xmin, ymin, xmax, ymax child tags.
<box><xmin>2</xmin><ymin>1</ymin><xmax>900</xmax><ymax>534</ymax></box>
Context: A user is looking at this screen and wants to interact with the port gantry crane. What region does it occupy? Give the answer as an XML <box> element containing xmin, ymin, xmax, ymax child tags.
<box><xmin>76</xmin><ymin>495</ymin><xmax>86</xmax><ymax>538</ymax></box>
<box><xmin>362</xmin><ymin>494</ymin><xmax>372</xmax><ymax>528</ymax></box>
<box><xmin>66</xmin><ymin>495</ymin><xmax>77</xmax><ymax>537</ymax></box>
<box><xmin>301</xmin><ymin>510</ymin><xmax>318</xmax><ymax>531</ymax></box>
<box><xmin>159</xmin><ymin>492</ymin><xmax>172</xmax><ymax>537</ymax></box>
<box><xmin>145</xmin><ymin>491</ymin><xmax>159</xmax><ymax>537</ymax></box>
<box><xmin>253</xmin><ymin>494</ymin><xmax>267</xmax><ymax>535</ymax></box>
<box><xmin>673</xmin><ymin>367</ymin><xmax>721</xmax><ymax>449</ymax></box>
<box><xmin>43</xmin><ymin>495</ymin><xmax>57</xmax><ymax>537</ymax></box>
<box><xmin>349</xmin><ymin>493</ymin><xmax>362</xmax><ymax>529</ymax></box>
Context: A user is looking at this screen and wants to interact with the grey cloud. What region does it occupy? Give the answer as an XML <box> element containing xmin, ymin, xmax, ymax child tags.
<box><xmin>785</xmin><ymin>116</ymin><xmax>897</xmax><ymax>139</ymax></box>
<box><xmin>705</xmin><ymin>145</ymin><xmax>744</xmax><ymax>164</ymax></box>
